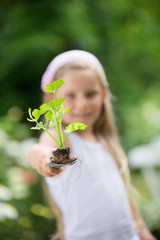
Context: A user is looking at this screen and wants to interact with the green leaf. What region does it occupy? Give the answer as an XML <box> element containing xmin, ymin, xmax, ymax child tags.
<box><xmin>64</xmin><ymin>122</ymin><xmax>87</xmax><ymax>134</ymax></box>
<box><xmin>53</xmin><ymin>79</ymin><xmax>64</xmax><ymax>90</ymax></box>
<box><xmin>49</xmin><ymin>119</ymin><xmax>56</xmax><ymax>128</ymax></box>
<box><xmin>59</xmin><ymin>105</ymin><xmax>64</xmax><ymax>113</ymax></box>
<box><xmin>32</xmin><ymin>109</ymin><xmax>41</xmax><ymax>121</ymax></box>
<box><xmin>31</xmin><ymin>122</ymin><xmax>44</xmax><ymax>130</ymax></box>
<box><xmin>44</xmin><ymin>84</ymin><xmax>55</xmax><ymax>93</ymax></box>
<box><xmin>40</xmin><ymin>103</ymin><xmax>53</xmax><ymax>113</ymax></box>
<box><xmin>44</xmin><ymin>79</ymin><xmax>64</xmax><ymax>93</ymax></box>
<box><xmin>57</xmin><ymin>97</ymin><xmax>66</xmax><ymax>106</ymax></box>
<box><xmin>64</xmin><ymin>124</ymin><xmax>74</xmax><ymax>133</ymax></box>
<box><xmin>64</xmin><ymin>106</ymin><xmax>72</xmax><ymax>113</ymax></box>
<box><xmin>51</xmin><ymin>97</ymin><xmax>65</xmax><ymax>108</ymax></box>
<box><xmin>45</xmin><ymin>111</ymin><xmax>53</xmax><ymax>120</ymax></box>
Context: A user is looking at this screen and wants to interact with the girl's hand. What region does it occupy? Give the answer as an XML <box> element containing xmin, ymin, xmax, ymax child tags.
<box><xmin>28</xmin><ymin>144</ymin><xmax>64</xmax><ymax>177</ymax></box>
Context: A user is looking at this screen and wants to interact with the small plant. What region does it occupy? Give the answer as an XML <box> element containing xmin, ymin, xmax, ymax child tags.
<box><xmin>27</xmin><ymin>79</ymin><xmax>87</xmax><ymax>167</ymax></box>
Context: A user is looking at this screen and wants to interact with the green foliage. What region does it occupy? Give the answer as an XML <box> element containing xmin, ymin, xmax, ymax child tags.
<box><xmin>27</xmin><ymin>80</ymin><xmax>87</xmax><ymax>149</ymax></box>
<box><xmin>0</xmin><ymin>113</ymin><xmax>56</xmax><ymax>240</ymax></box>
<box><xmin>0</xmin><ymin>0</ymin><xmax>160</xmax><ymax>150</ymax></box>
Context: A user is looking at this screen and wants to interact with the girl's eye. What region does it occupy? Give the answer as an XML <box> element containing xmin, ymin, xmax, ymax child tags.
<box><xmin>66</xmin><ymin>94</ymin><xmax>75</xmax><ymax>99</ymax></box>
<box><xmin>86</xmin><ymin>92</ymin><xmax>97</xmax><ymax>98</ymax></box>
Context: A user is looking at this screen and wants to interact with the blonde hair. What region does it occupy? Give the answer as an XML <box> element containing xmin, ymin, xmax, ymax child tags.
<box><xmin>45</xmin><ymin>61</ymin><xmax>140</xmax><ymax>239</ymax></box>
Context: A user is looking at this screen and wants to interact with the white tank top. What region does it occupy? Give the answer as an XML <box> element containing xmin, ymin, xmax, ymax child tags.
<box><xmin>45</xmin><ymin>132</ymin><xmax>140</xmax><ymax>240</ymax></box>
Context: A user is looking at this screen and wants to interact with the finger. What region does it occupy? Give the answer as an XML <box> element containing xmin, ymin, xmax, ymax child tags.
<box><xmin>39</xmin><ymin>166</ymin><xmax>63</xmax><ymax>177</ymax></box>
<box><xmin>49</xmin><ymin>166</ymin><xmax>64</xmax><ymax>175</ymax></box>
<box><xmin>42</xmin><ymin>170</ymin><xmax>61</xmax><ymax>177</ymax></box>
<box><xmin>47</xmin><ymin>166</ymin><xmax>64</xmax><ymax>177</ymax></box>
<box><xmin>37</xmin><ymin>168</ymin><xmax>55</xmax><ymax>177</ymax></box>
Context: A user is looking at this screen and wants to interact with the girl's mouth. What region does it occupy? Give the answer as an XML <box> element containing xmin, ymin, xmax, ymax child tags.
<box><xmin>74</xmin><ymin>113</ymin><xmax>91</xmax><ymax>118</ymax></box>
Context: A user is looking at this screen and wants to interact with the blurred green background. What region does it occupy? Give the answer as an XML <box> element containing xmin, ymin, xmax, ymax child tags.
<box><xmin>0</xmin><ymin>0</ymin><xmax>160</xmax><ymax>239</ymax></box>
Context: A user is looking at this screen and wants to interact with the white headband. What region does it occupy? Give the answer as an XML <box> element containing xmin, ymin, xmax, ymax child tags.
<box><xmin>41</xmin><ymin>50</ymin><xmax>108</xmax><ymax>91</ymax></box>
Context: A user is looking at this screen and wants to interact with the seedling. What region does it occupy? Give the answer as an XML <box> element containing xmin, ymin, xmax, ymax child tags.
<box><xmin>27</xmin><ymin>79</ymin><xmax>87</xmax><ymax>168</ymax></box>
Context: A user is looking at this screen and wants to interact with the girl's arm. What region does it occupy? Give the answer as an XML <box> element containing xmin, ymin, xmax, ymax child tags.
<box><xmin>28</xmin><ymin>129</ymin><xmax>64</xmax><ymax>177</ymax></box>
<box><xmin>131</xmin><ymin>200</ymin><xmax>157</xmax><ymax>240</ymax></box>
<box><xmin>137</xmin><ymin>218</ymin><xmax>157</xmax><ymax>240</ymax></box>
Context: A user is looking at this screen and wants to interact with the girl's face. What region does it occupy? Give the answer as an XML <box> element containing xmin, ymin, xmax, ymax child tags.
<box><xmin>48</xmin><ymin>69</ymin><xmax>107</xmax><ymax>134</ymax></box>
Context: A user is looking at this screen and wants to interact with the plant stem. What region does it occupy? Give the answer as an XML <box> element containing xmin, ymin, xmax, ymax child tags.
<box><xmin>59</xmin><ymin>121</ymin><xmax>65</xmax><ymax>148</ymax></box>
<box><xmin>43</xmin><ymin>127</ymin><xmax>60</xmax><ymax>148</ymax></box>
<box><xmin>63</xmin><ymin>133</ymin><xmax>71</xmax><ymax>143</ymax></box>
<box><xmin>55</xmin><ymin>124</ymin><xmax>63</xmax><ymax>149</ymax></box>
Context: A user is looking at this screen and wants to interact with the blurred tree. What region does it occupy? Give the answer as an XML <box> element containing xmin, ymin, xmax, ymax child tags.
<box><xmin>0</xmin><ymin>0</ymin><xmax>160</xmax><ymax>147</ymax></box>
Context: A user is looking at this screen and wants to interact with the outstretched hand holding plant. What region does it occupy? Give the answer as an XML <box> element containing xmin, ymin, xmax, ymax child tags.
<box><xmin>27</xmin><ymin>79</ymin><xmax>87</xmax><ymax>167</ymax></box>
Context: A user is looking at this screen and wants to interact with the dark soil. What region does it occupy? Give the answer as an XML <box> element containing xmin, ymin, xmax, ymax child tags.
<box><xmin>50</xmin><ymin>147</ymin><xmax>77</xmax><ymax>165</ymax></box>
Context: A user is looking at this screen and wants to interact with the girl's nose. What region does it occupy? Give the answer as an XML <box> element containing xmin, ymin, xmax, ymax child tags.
<box><xmin>76</xmin><ymin>95</ymin><xmax>89</xmax><ymax>110</ymax></box>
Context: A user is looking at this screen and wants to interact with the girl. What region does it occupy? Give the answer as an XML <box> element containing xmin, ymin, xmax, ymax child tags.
<box><xmin>29</xmin><ymin>50</ymin><xmax>156</xmax><ymax>240</ymax></box>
